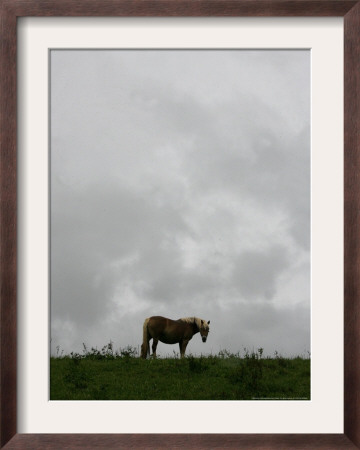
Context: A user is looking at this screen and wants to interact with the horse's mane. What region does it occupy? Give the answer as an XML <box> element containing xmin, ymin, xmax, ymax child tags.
<box><xmin>178</xmin><ymin>317</ymin><xmax>204</xmax><ymax>330</ymax></box>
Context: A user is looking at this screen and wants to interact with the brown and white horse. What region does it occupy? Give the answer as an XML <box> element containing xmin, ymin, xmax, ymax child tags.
<box><xmin>140</xmin><ymin>316</ymin><xmax>210</xmax><ymax>359</ymax></box>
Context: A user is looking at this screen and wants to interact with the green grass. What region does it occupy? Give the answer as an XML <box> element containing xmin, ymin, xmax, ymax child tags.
<box><xmin>50</xmin><ymin>345</ymin><xmax>310</xmax><ymax>400</ymax></box>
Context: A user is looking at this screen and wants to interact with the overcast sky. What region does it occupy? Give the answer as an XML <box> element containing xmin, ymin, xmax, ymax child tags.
<box><xmin>50</xmin><ymin>50</ymin><xmax>310</xmax><ymax>358</ymax></box>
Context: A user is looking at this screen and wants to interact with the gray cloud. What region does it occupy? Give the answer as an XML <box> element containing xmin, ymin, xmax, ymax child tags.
<box><xmin>232</xmin><ymin>245</ymin><xmax>290</xmax><ymax>300</ymax></box>
<box><xmin>51</xmin><ymin>49</ymin><xmax>310</xmax><ymax>357</ymax></box>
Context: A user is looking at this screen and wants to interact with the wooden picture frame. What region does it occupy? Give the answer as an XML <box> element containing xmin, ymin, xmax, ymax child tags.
<box><xmin>1</xmin><ymin>1</ymin><xmax>359</xmax><ymax>448</ymax></box>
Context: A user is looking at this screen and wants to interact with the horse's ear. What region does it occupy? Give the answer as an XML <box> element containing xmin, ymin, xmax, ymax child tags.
<box><xmin>201</xmin><ymin>319</ymin><xmax>204</xmax><ymax>324</ymax></box>
<box><xmin>207</xmin><ymin>320</ymin><xmax>210</xmax><ymax>324</ymax></box>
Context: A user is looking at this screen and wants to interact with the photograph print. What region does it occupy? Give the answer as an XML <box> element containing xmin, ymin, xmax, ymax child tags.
<box><xmin>50</xmin><ymin>49</ymin><xmax>310</xmax><ymax>400</ymax></box>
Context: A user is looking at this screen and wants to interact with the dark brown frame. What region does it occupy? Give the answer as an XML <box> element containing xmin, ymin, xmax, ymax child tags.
<box><xmin>1</xmin><ymin>1</ymin><xmax>359</xmax><ymax>448</ymax></box>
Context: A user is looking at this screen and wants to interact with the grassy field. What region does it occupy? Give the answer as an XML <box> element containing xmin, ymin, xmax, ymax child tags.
<box><xmin>50</xmin><ymin>344</ymin><xmax>310</xmax><ymax>400</ymax></box>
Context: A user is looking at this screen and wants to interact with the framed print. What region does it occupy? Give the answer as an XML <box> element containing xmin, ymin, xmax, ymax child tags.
<box><xmin>1</xmin><ymin>1</ymin><xmax>360</xmax><ymax>449</ymax></box>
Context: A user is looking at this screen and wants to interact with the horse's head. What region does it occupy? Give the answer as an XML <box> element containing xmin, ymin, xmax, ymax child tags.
<box><xmin>199</xmin><ymin>319</ymin><xmax>210</xmax><ymax>343</ymax></box>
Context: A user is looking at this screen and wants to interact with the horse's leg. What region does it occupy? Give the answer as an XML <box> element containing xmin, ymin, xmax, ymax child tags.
<box><xmin>180</xmin><ymin>340</ymin><xmax>189</xmax><ymax>358</ymax></box>
<box><xmin>152</xmin><ymin>338</ymin><xmax>158</xmax><ymax>358</ymax></box>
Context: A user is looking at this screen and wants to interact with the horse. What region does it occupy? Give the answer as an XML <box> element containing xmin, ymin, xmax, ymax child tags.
<box><xmin>140</xmin><ymin>316</ymin><xmax>210</xmax><ymax>359</ymax></box>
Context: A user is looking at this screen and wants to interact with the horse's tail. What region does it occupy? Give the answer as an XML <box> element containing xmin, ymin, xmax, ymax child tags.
<box><xmin>140</xmin><ymin>318</ymin><xmax>150</xmax><ymax>359</ymax></box>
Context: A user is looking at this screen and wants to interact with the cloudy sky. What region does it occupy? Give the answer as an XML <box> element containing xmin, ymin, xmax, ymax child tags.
<box><xmin>50</xmin><ymin>50</ymin><xmax>310</xmax><ymax>358</ymax></box>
